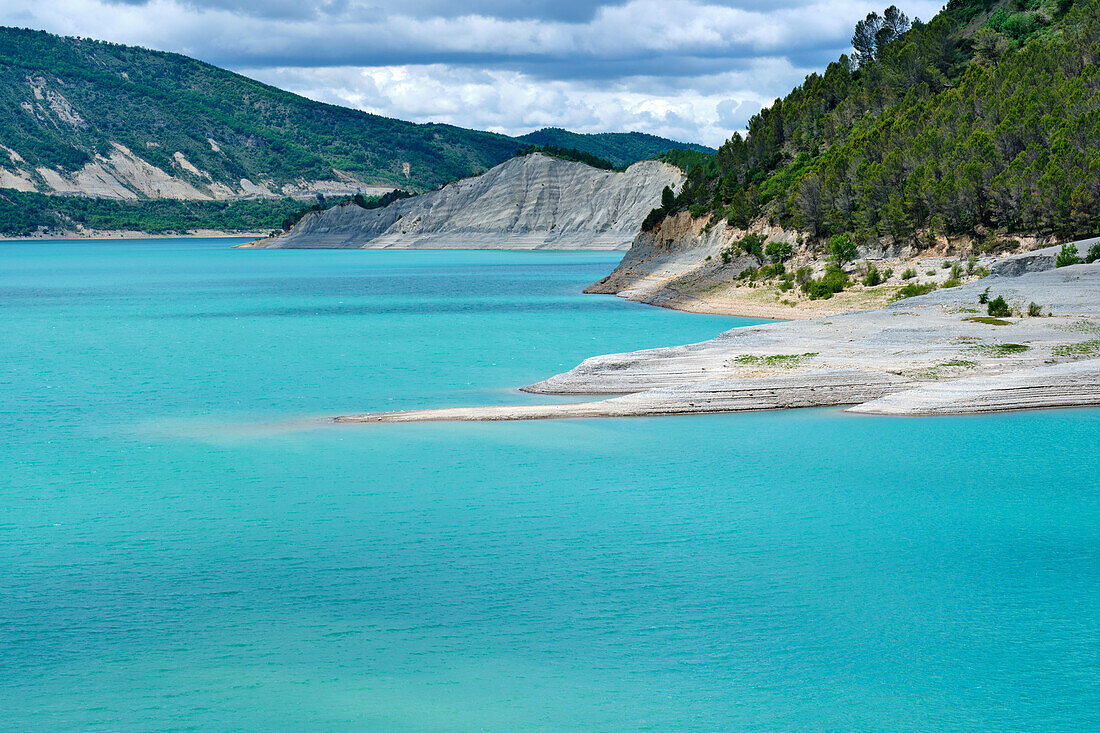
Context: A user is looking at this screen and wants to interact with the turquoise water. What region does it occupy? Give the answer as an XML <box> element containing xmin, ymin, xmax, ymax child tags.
<box><xmin>2</xmin><ymin>238</ymin><xmax>1098</xmax><ymax>731</ymax></box>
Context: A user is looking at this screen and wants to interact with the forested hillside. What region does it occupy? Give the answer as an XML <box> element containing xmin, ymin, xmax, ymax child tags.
<box><xmin>517</xmin><ymin>129</ymin><xmax>713</xmax><ymax>168</ymax></box>
<box><xmin>0</xmin><ymin>28</ymin><xmax>704</xmax><ymax>201</ymax></box>
<box><xmin>660</xmin><ymin>0</ymin><xmax>1098</xmax><ymax>247</ymax></box>
<box><xmin>0</xmin><ymin>26</ymin><xmax>526</xmax><ymax>195</ymax></box>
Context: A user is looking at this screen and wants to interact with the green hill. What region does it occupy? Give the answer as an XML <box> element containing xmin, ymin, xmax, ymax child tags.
<box><xmin>0</xmin><ymin>26</ymin><xmax>522</xmax><ymax>194</ymax></box>
<box><xmin>517</xmin><ymin>128</ymin><xmax>714</xmax><ymax>168</ymax></box>
<box><xmin>658</xmin><ymin>0</ymin><xmax>1099</xmax><ymax>246</ymax></box>
<box><xmin>0</xmin><ymin>27</ymin><xmax>710</xmax><ymax>235</ymax></box>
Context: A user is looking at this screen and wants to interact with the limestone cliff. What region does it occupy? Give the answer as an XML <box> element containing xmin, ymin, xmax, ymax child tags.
<box><xmin>585</xmin><ymin>213</ymin><xmax>805</xmax><ymax>303</ymax></box>
<box><xmin>248</xmin><ymin>154</ymin><xmax>683</xmax><ymax>250</ymax></box>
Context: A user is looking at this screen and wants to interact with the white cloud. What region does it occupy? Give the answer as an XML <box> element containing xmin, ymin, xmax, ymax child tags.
<box><xmin>0</xmin><ymin>0</ymin><xmax>945</xmax><ymax>145</ymax></box>
<box><xmin>246</xmin><ymin>61</ymin><xmax>807</xmax><ymax>147</ymax></box>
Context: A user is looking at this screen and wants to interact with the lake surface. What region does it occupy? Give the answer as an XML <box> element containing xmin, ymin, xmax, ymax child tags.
<box><xmin>2</xmin><ymin>238</ymin><xmax>1098</xmax><ymax>731</ymax></box>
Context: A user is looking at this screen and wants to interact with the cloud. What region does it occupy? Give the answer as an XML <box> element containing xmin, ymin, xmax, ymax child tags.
<box><xmin>247</xmin><ymin>62</ymin><xmax>799</xmax><ymax>147</ymax></box>
<box><xmin>0</xmin><ymin>0</ymin><xmax>943</xmax><ymax>145</ymax></box>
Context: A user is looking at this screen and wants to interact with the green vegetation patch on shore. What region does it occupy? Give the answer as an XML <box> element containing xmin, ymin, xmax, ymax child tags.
<box><xmin>734</xmin><ymin>352</ymin><xmax>819</xmax><ymax>367</ymax></box>
<box><xmin>0</xmin><ymin>189</ymin><xmax>304</xmax><ymax>236</ymax></box>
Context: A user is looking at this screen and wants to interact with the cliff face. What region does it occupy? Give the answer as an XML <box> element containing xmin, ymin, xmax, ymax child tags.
<box><xmin>252</xmin><ymin>154</ymin><xmax>683</xmax><ymax>250</ymax></box>
<box><xmin>585</xmin><ymin>213</ymin><xmax>804</xmax><ymax>302</ymax></box>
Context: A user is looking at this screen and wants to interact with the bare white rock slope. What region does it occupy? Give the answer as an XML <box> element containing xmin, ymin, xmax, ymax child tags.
<box><xmin>250</xmin><ymin>153</ymin><xmax>683</xmax><ymax>250</ymax></box>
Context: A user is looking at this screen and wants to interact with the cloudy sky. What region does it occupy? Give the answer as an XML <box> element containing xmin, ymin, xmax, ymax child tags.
<box><xmin>1</xmin><ymin>0</ymin><xmax>939</xmax><ymax>147</ymax></box>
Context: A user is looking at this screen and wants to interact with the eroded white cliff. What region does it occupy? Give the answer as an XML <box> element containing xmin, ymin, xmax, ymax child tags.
<box><xmin>251</xmin><ymin>154</ymin><xmax>683</xmax><ymax>250</ymax></box>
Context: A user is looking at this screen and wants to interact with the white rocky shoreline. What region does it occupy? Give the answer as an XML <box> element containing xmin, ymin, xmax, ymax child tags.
<box><xmin>336</xmin><ymin>243</ymin><xmax>1100</xmax><ymax>422</ymax></box>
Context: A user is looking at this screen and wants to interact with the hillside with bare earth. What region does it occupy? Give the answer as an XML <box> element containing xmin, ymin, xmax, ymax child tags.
<box><xmin>246</xmin><ymin>154</ymin><xmax>684</xmax><ymax>250</ymax></box>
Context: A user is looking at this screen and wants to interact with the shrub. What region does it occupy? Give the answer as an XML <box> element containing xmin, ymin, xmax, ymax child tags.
<box><xmin>1028</xmin><ymin>302</ymin><xmax>1042</xmax><ymax>317</ymax></box>
<box><xmin>950</xmin><ymin>263</ymin><xmax>963</xmax><ymax>280</ymax></box>
<box><xmin>978</xmin><ymin>286</ymin><xmax>990</xmax><ymax>304</ymax></box>
<box><xmin>1087</xmin><ymin>243</ymin><xmax>1100</xmax><ymax>264</ymax></box>
<box><xmin>883</xmin><ymin>268</ymin><xmax>893</xmax><ymax>280</ymax></box>
<box><xmin>828</xmin><ymin>233</ymin><xmax>858</xmax><ymax>266</ymax></box>
<box><xmin>862</xmin><ymin>264</ymin><xmax>883</xmax><ymax>287</ymax></box>
<box><xmin>754</xmin><ymin>263</ymin><xmax>786</xmax><ymax>280</ymax></box>
<box><xmin>987</xmin><ymin>296</ymin><xmax>1011</xmax><ymax>317</ymax></box>
<box><xmin>942</xmin><ymin>278</ymin><xmax>961</xmax><ymax>288</ymax></box>
<box><xmin>967</xmin><ymin>255</ymin><xmax>978</xmax><ymax>274</ymax></box>
<box><xmin>764</xmin><ymin>241</ymin><xmax>793</xmax><ymax>263</ymax></box>
<box><xmin>1055</xmin><ymin>243</ymin><xmax>1082</xmax><ymax>267</ymax></box>
<box><xmin>736</xmin><ymin>233</ymin><xmax>768</xmax><ymax>257</ymax></box>
<box><xmin>801</xmin><ymin>264</ymin><xmax>849</xmax><ymax>299</ymax></box>
<box><xmin>901</xmin><ymin>268</ymin><xmax>916</xmax><ymax>280</ymax></box>
<box><xmin>795</xmin><ymin>266</ymin><xmax>813</xmax><ymax>284</ymax></box>
<box><xmin>895</xmin><ymin>282</ymin><xmax>936</xmax><ymax>300</ymax></box>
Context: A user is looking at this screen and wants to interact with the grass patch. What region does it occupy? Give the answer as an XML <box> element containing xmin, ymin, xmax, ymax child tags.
<box><xmin>973</xmin><ymin>343</ymin><xmax>1030</xmax><ymax>357</ymax></box>
<box><xmin>963</xmin><ymin>316</ymin><xmax>1012</xmax><ymax>325</ymax></box>
<box><xmin>893</xmin><ymin>282</ymin><xmax>936</xmax><ymax>300</ymax></box>
<box><xmin>906</xmin><ymin>359</ymin><xmax>978</xmax><ymax>380</ymax></box>
<box><xmin>734</xmin><ymin>352</ymin><xmax>819</xmax><ymax>367</ymax></box>
<box><xmin>1052</xmin><ymin>340</ymin><xmax>1100</xmax><ymax>358</ymax></box>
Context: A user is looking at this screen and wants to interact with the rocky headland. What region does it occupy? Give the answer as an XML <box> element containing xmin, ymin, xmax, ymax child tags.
<box><xmin>337</xmin><ymin>242</ymin><xmax>1100</xmax><ymax>422</ymax></box>
<box><xmin>243</xmin><ymin>154</ymin><xmax>683</xmax><ymax>250</ymax></box>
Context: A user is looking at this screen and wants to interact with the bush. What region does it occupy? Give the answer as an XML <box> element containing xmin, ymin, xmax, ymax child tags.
<box><xmin>950</xmin><ymin>263</ymin><xmax>963</xmax><ymax>280</ymax></box>
<box><xmin>1028</xmin><ymin>302</ymin><xmax>1042</xmax><ymax>317</ymax></box>
<box><xmin>901</xmin><ymin>268</ymin><xmax>917</xmax><ymax>280</ymax></box>
<box><xmin>736</xmin><ymin>233</ymin><xmax>768</xmax><ymax>257</ymax></box>
<box><xmin>1087</xmin><ymin>243</ymin><xmax>1100</xmax><ymax>264</ymax></box>
<box><xmin>978</xmin><ymin>286</ymin><xmax>990</xmax><ymax>304</ymax></box>
<box><xmin>894</xmin><ymin>282</ymin><xmax>936</xmax><ymax>300</ymax></box>
<box><xmin>641</xmin><ymin>207</ymin><xmax>666</xmax><ymax>231</ymax></box>
<box><xmin>801</xmin><ymin>264</ymin><xmax>849</xmax><ymax>299</ymax></box>
<box><xmin>828</xmin><ymin>233</ymin><xmax>858</xmax><ymax>266</ymax></box>
<box><xmin>795</xmin><ymin>266</ymin><xmax>813</xmax><ymax>284</ymax></box>
<box><xmin>883</xmin><ymin>268</ymin><xmax>893</xmax><ymax>280</ymax></box>
<box><xmin>756</xmin><ymin>263</ymin><xmax>786</xmax><ymax>280</ymax></box>
<box><xmin>967</xmin><ymin>255</ymin><xmax>979</xmax><ymax>274</ymax></box>
<box><xmin>862</xmin><ymin>264</ymin><xmax>883</xmax><ymax>287</ymax></box>
<box><xmin>764</xmin><ymin>240</ymin><xmax>793</xmax><ymax>263</ymax></box>
<box><xmin>987</xmin><ymin>296</ymin><xmax>1012</xmax><ymax>317</ymax></box>
<box><xmin>1056</xmin><ymin>243</ymin><xmax>1082</xmax><ymax>267</ymax></box>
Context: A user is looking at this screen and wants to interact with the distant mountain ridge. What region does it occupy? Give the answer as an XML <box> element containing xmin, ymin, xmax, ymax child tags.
<box><xmin>516</xmin><ymin>129</ymin><xmax>713</xmax><ymax>169</ymax></box>
<box><xmin>0</xmin><ymin>25</ymin><xmax>708</xmax><ymax>213</ymax></box>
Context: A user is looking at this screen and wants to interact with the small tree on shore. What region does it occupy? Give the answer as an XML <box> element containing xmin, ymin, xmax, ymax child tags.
<box><xmin>987</xmin><ymin>296</ymin><xmax>1011</xmax><ymax>317</ymax></box>
<box><xmin>1056</xmin><ymin>243</ymin><xmax>1082</xmax><ymax>267</ymax></box>
<box><xmin>829</xmin><ymin>233</ymin><xmax>858</xmax><ymax>267</ymax></box>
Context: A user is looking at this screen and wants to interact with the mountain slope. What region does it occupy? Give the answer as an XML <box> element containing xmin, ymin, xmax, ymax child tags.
<box><xmin>516</xmin><ymin>128</ymin><xmax>714</xmax><ymax>168</ymax></box>
<box><xmin>0</xmin><ymin>26</ymin><xmax>709</xmax><ymax>214</ymax></box>
<box><xmin>0</xmin><ymin>26</ymin><xmax>525</xmax><ymax>200</ymax></box>
<box><xmin>656</xmin><ymin>0</ymin><xmax>1097</xmax><ymax>245</ymax></box>
<box><xmin>247</xmin><ymin>153</ymin><xmax>683</xmax><ymax>250</ymax></box>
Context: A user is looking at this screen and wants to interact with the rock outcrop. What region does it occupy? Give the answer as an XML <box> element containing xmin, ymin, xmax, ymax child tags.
<box><xmin>847</xmin><ymin>360</ymin><xmax>1100</xmax><ymax>416</ymax></box>
<box><xmin>247</xmin><ymin>154</ymin><xmax>684</xmax><ymax>250</ymax></box>
<box><xmin>334</xmin><ymin>254</ymin><xmax>1100</xmax><ymax>422</ymax></box>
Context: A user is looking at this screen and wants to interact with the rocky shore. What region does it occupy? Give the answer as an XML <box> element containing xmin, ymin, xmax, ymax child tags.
<box><xmin>337</xmin><ymin>245</ymin><xmax>1100</xmax><ymax>422</ymax></box>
